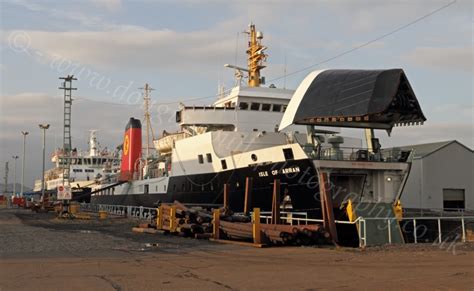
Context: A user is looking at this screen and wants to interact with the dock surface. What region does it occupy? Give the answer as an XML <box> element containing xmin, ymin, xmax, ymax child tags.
<box><xmin>1</xmin><ymin>208</ymin><xmax>473</xmax><ymax>290</ymax></box>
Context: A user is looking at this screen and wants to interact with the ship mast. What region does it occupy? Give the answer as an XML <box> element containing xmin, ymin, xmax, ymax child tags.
<box><xmin>224</xmin><ymin>24</ymin><xmax>267</xmax><ymax>88</ymax></box>
<box><xmin>245</xmin><ymin>23</ymin><xmax>267</xmax><ymax>87</ymax></box>
<box><xmin>140</xmin><ymin>83</ymin><xmax>155</xmax><ymax>159</ymax></box>
<box><xmin>59</xmin><ymin>75</ymin><xmax>77</xmax><ymax>186</ymax></box>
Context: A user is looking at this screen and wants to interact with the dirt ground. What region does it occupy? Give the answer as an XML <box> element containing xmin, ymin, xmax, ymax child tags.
<box><xmin>0</xmin><ymin>208</ymin><xmax>473</xmax><ymax>291</ymax></box>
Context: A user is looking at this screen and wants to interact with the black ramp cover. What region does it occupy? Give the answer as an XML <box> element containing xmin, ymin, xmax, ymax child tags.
<box><xmin>286</xmin><ymin>69</ymin><xmax>426</xmax><ymax>130</ymax></box>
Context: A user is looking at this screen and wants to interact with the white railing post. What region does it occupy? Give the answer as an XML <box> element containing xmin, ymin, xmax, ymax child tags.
<box><xmin>413</xmin><ymin>219</ymin><xmax>417</xmax><ymax>244</ymax></box>
<box><xmin>461</xmin><ymin>217</ymin><xmax>466</xmax><ymax>243</ymax></box>
<box><xmin>139</xmin><ymin>206</ymin><xmax>143</xmax><ymax>219</ymax></box>
<box><xmin>388</xmin><ymin>219</ymin><xmax>392</xmax><ymax>244</ymax></box>
<box><xmin>363</xmin><ymin>219</ymin><xmax>367</xmax><ymax>247</ymax></box>
<box><xmin>437</xmin><ymin>218</ymin><xmax>442</xmax><ymax>243</ymax></box>
<box><xmin>358</xmin><ymin>219</ymin><xmax>362</xmax><ymax>248</ymax></box>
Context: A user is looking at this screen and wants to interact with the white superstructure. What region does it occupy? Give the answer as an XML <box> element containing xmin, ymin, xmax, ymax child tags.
<box><xmin>33</xmin><ymin>131</ymin><xmax>121</xmax><ymax>192</ymax></box>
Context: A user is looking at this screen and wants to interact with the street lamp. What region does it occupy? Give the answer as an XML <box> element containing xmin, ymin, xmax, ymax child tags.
<box><xmin>20</xmin><ymin>131</ymin><xmax>29</xmax><ymax>197</ymax></box>
<box><xmin>11</xmin><ymin>155</ymin><xmax>19</xmax><ymax>196</ymax></box>
<box><xmin>39</xmin><ymin>124</ymin><xmax>50</xmax><ymax>206</ymax></box>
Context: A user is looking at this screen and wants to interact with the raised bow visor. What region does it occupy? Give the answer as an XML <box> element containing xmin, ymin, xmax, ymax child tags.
<box><xmin>279</xmin><ymin>69</ymin><xmax>426</xmax><ymax>131</ymax></box>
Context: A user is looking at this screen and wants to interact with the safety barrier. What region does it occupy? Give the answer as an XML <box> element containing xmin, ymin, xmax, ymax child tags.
<box><xmin>80</xmin><ymin>203</ymin><xmax>156</xmax><ymax>221</ymax></box>
<box><xmin>79</xmin><ymin>203</ymin><xmax>473</xmax><ymax>248</ymax></box>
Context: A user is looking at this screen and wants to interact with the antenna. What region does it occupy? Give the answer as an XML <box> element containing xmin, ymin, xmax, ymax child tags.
<box><xmin>3</xmin><ymin>162</ymin><xmax>8</xmax><ymax>194</ymax></box>
<box><xmin>59</xmin><ymin>75</ymin><xmax>77</xmax><ymax>186</ymax></box>
<box><xmin>138</xmin><ymin>83</ymin><xmax>156</xmax><ymax>159</ymax></box>
<box><xmin>283</xmin><ymin>54</ymin><xmax>287</xmax><ymax>89</ymax></box>
<box><xmin>234</xmin><ymin>32</ymin><xmax>239</xmax><ymax>67</ymax></box>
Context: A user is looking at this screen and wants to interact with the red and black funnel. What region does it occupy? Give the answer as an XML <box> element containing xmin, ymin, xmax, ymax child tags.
<box><xmin>119</xmin><ymin>118</ymin><xmax>142</xmax><ymax>181</ymax></box>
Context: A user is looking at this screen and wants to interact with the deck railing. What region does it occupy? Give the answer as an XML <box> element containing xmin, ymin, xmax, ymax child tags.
<box><xmin>80</xmin><ymin>203</ymin><xmax>473</xmax><ymax>248</ymax></box>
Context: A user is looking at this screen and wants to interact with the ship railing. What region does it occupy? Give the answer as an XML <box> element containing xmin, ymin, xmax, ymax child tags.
<box><xmin>301</xmin><ymin>145</ymin><xmax>412</xmax><ymax>163</ymax></box>
<box><xmin>257</xmin><ymin>212</ymin><xmax>474</xmax><ymax>247</ymax></box>
<box><xmin>80</xmin><ymin>203</ymin><xmax>156</xmax><ymax>221</ymax></box>
<box><xmin>79</xmin><ymin>203</ymin><xmax>473</xmax><ymax>248</ymax></box>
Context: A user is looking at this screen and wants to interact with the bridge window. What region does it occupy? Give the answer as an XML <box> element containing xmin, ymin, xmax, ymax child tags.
<box><xmin>206</xmin><ymin>153</ymin><xmax>212</xmax><ymax>163</ymax></box>
<box><xmin>283</xmin><ymin>148</ymin><xmax>294</xmax><ymax>160</ymax></box>
<box><xmin>239</xmin><ymin>102</ymin><xmax>249</xmax><ymax>110</ymax></box>
<box><xmin>221</xmin><ymin>159</ymin><xmax>227</xmax><ymax>170</ymax></box>
<box><xmin>144</xmin><ymin>184</ymin><xmax>149</xmax><ymax>194</ymax></box>
<box><xmin>261</xmin><ymin>103</ymin><xmax>271</xmax><ymax>111</ymax></box>
<box><xmin>250</xmin><ymin>103</ymin><xmax>260</xmax><ymax>111</ymax></box>
<box><xmin>272</xmin><ymin>104</ymin><xmax>282</xmax><ymax>112</ymax></box>
<box><xmin>282</xmin><ymin>105</ymin><xmax>287</xmax><ymax>112</ymax></box>
<box><xmin>198</xmin><ymin>154</ymin><xmax>204</xmax><ymax>164</ymax></box>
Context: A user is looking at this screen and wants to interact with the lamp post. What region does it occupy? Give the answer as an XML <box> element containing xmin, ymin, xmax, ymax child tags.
<box><xmin>39</xmin><ymin>124</ymin><xmax>50</xmax><ymax>207</ymax></box>
<box><xmin>11</xmin><ymin>156</ymin><xmax>19</xmax><ymax>196</ymax></box>
<box><xmin>20</xmin><ymin>131</ymin><xmax>29</xmax><ymax>197</ymax></box>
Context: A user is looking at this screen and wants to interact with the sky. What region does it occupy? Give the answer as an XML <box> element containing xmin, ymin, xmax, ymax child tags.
<box><xmin>0</xmin><ymin>0</ymin><xmax>473</xmax><ymax>188</ymax></box>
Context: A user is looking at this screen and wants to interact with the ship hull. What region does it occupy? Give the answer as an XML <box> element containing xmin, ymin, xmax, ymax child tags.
<box><xmin>91</xmin><ymin>159</ymin><xmax>321</xmax><ymax>212</ymax></box>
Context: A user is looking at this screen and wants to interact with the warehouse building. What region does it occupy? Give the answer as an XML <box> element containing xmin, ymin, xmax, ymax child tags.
<box><xmin>395</xmin><ymin>140</ymin><xmax>473</xmax><ymax>211</ymax></box>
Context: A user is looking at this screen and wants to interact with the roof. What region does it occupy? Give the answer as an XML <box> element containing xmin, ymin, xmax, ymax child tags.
<box><xmin>279</xmin><ymin>69</ymin><xmax>426</xmax><ymax>131</ymax></box>
<box><xmin>389</xmin><ymin>140</ymin><xmax>473</xmax><ymax>159</ymax></box>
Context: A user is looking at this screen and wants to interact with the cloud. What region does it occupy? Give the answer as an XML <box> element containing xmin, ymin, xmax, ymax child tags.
<box><xmin>2</xmin><ymin>28</ymin><xmax>237</xmax><ymax>72</ymax></box>
<box><xmin>380</xmin><ymin>122</ymin><xmax>473</xmax><ymax>149</ymax></box>
<box><xmin>432</xmin><ymin>103</ymin><xmax>474</xmax><ymax>118</ymax></box>
<box><xmin>402</xmin><ymin>46</ymin><xmax>473</xmax><ymax>72</ymax></box>
<box><xmin>89</xmin><ymin>0</ymin><xmax>122</xmax><ymax>12</ymax></box>
<box><xmin>0</xmin><ymin>92</ymin><xmax>178</xmax><ymax>188</ymax></box>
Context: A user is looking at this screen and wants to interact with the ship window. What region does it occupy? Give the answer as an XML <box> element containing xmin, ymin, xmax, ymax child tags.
<box><xmin>206</xmin><ymin>153</ymin><xmax>212</xmax><ymax>163</ymax></box>
<box><xmin>144</xmin><ymin>184</ymin><xmax>149</xmax><ymax>194</ymax></box>
<box><xmin>282</xmin><ymin>105</ymin><xmax>287</xmax><ymax>112</ymax></box>
<box><xmin>239</xmin><ymin>102</ymin><xmax>249</xmax><ymax>110</ymax></box>
<box><xmin>251</xmin><ymin>154</ymin><xmax>258</xmax><ymax>162</ymax></box>
<box><xmin>92</xmin><ymin>158</ymin><xmax>97</xmax><ymax>165</ymax></box>
<box><xmin>272</xmin><ymin>104</ymin><xmax>282</xmax><ymax>112</ymax></box>
<box><xmin>250</xmin><ymin>103</ymin><xmax>260</xmax><ymax>111</ymax></box>
<box><xmin>176</xmin><ymin>111</ymin><xmax>182</xmax><ymax>123</ymax></box>
<box><xmin>221</xmin><ymin>159</ymin><xmax>227</xmax><ymax>170</ymax></box>
<box><xmin>73</xmin><ymin>169</ymin><xmax>83</xmax><ymax>173</ymax></box>
<box><xmin>198</xmin><ymin>154</ymin><xmax>204</xmax><ymax>164</ymax></box>
<box><xmin>77</xmin><ymin>159</ymin><xmax>82</xmax><ymax>165</ymax></box>
<box><xmin>283</xmin><ymin>148</ymin><xmax>294</xmax><ymax>160</ymax></box>
<box><xmin>261</xmin><ymin>104</ymin><xmax>271</xmax><ymax>111</ymax></box>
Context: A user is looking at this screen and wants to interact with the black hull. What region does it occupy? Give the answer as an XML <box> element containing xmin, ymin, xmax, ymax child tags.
<box><xmin>92</xmin><ymin>159</ymin><xmax>322</xmax><ymax>212</ymax></box>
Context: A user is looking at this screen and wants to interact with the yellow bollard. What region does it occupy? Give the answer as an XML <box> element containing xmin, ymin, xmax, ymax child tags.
<box><xmin>99</xmin><ymin>210</ymin><xmax>107</xmax><ymax>220</ymax></box>
<box><xmin>394</xmin><ymin>200</ymin><xmax>403</xmax><ymax>221</ymax></box>
<box><xmin>346</xmin><ymin>199</ymin><xmax>355</xmax><ymax>222</ymax></box>
<box><xmin>169</xmin><ymin>206</ymin><xmax>177</xmax><ymax>232</ymax></box>
<box><xmin>213</xmin><ymin>209</ymin><xmax>220</xmax><ymax>239</ymax></box>
<box><xmin>252</xmin><ymin>208</ymin><xmax>261</xmax><ymax>244</ymax></box>
<box><xmin>156</xmin><ymin>207</ymin><xmax>162</xmax><ymax>230</ymax></box>
<box><xmin>69</xmin><ymin>203</ymin><xmax>79</xmax><ymax>214</ymax></box>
